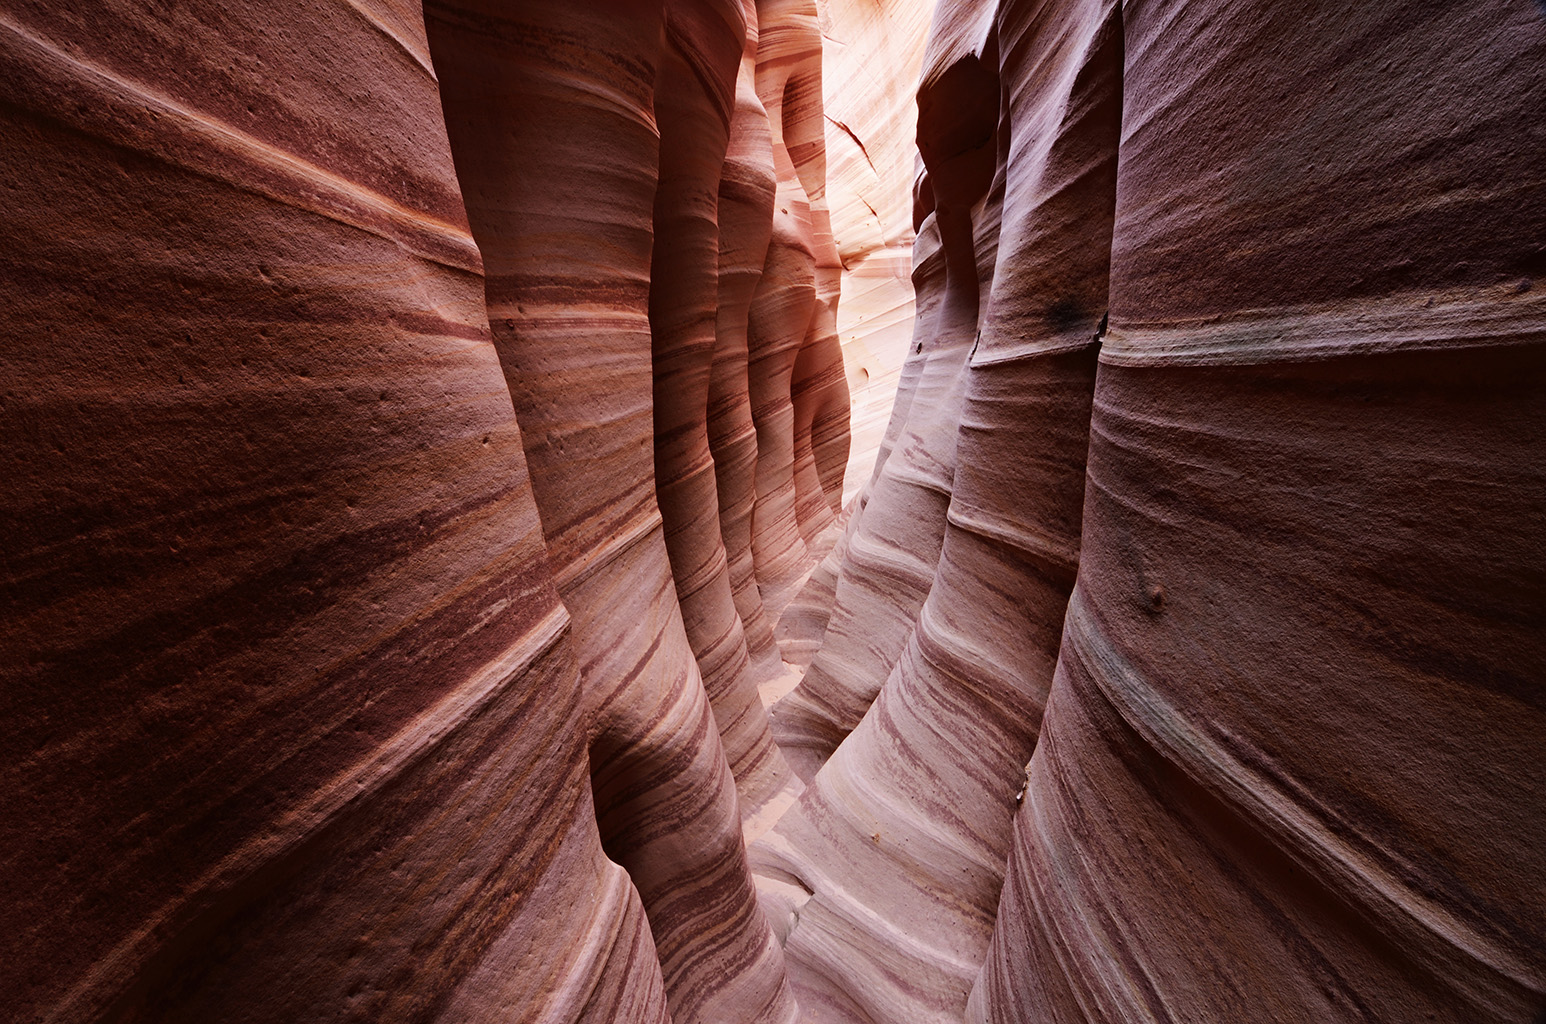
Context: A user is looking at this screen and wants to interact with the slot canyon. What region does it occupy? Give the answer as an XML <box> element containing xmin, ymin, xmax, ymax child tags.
<box><xmin>2</xmin><ymin>0</ymin><xmax>1543</xmax><ymax>1021</ymax></box>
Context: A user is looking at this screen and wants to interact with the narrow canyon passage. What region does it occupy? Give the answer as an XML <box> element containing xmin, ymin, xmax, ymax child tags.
<box><xmin>2</xmin><ymin>2</ymin><xmax>1543</xmax><ymax>1024</ymax></box>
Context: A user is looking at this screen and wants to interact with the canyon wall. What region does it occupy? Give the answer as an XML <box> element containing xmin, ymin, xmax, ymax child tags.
<box><xmin>767</xmin><ymin>0</ymin><xmax>1546</xmax><ymax>1022</ymax></box>
<box><xmin>4</xmin><ymin>1</ymin><xmax>1543</xmax><ymax>1023</ymax></box>
<box><xmin>971</xmin><ymin>2</ymin><xmax>1546</xmax><ymax>1021</ymax></box>
<box><xmin>818</xmin><ymin>0</ymin><xmax>935</xmax><ymax>499</ymax></box>
<box><xmin>0</xmin><ymin>0</ymin><xmax>848</xmax><ymax>1021</ymax></box>
<box><xmin>0</xmin><ymin>3</ymin><xmax>672</xmax><ymax>1019</ymax></box>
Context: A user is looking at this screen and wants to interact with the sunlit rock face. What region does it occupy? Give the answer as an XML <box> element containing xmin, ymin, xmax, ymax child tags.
<box><xmin>819</xmin><ymin>0</ymin><xmax>937</xmax><ymax>501</ymax></box>
<box><xmin>768</xmin><ymin>0</ymin><xmax>937</xmax><ymax>674</ymax></box>
<box><xmin>747</xmin><ymin>0</ymin><xmax>854</xmax><ymax>624</ymax></box>
<box><xmin>769</xmin><ymin>0</ymin><xmax>1001</xmax><ymax>784</ymax></box>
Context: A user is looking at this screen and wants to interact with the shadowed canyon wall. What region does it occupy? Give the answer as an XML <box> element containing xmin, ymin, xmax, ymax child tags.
<box><xmin>0</xmin><ymin>3</ymin><xmax>673</xmax><ymax>1020</ymax></box>
<box><xmin>3</xmin><ymin>1</ymin><xmax>1543</xmax><ymax>1023</ymax></box>
<box><xmin>1</xmin><ymin>0</ymin><xmax>851</xmax><ymax>1020</ymax></box>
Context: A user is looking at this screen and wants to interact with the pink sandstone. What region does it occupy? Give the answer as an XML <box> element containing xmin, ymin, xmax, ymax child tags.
<box><xmin>3</xmin><ymin>2</ymin><xmax>1543</xmax><ymax>1023</ymax></box>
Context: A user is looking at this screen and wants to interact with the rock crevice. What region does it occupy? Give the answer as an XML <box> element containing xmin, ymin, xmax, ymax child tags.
<box><xmin>3</xmin><ymin>1</ymin><xmax>1543</xmax><ymax>1023</ymax></box>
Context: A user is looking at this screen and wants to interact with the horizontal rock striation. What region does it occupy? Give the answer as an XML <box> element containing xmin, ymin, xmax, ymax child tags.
<box><xmin>755</xmin><ymin>0</ymin><xmax>1122</xmax><ymax>1018</ymax></box>
<box><xmin>713</xmin><ymin>1</ymin><xmax>786</xmax><ymax>689</ymax></box>
<box><xmin>427</xmin><ymin>3</ymin><xmax>801</xmax><ymax>1020</ymax></box>
<box><xmin>10</xmin><ymin>0</ymin><xmax>1542</xmax><ymax>1022</ymax></box>
<box><xmin>0</xmin><ymin>1</ymin><xmax>669</xmax><ymax>1019</ymax></box>
<box><xmin>972</xmin><ymin>2</ymin><xmax>1546</xmax><ymax>1021</ymax></box>
<box><xmin>4</xmin><ymin>0</ymin><xmax>866</xmax><ymax>1021</ymax></box>
<box><xmin>819</xmin><ymin>0</ymin><xmax>936</xmax><ymax>500</ymax></box>
<box><xmin>770</xmin><ymin>0</ymin><xmax>1546</xmax><ymax>1022</ymax></box>
<box><xmin>768</xmin><ymin>0</ymin><xmax>1003</xmax><ymax>783</ymax></box>
<box><xmin>651</xmin><ymin>0</ymin><xmax>799</xmax><ymax>833</ymax></box>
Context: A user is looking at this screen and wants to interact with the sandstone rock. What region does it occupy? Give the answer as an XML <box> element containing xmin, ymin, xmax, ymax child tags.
<box><xmin>759</xmin><ymin>2</ymin><xmax>1121</xmax><ymax>1019</ymax></box>
<box><xmin>770</xmin><ymin>189</ymin><xmax>947</xmax><ymax>674</ymax></box>
<box><xmin>4</xmin><ymin>0</ymin><xmax>889</xmax><ymax>1018</ymax></box>
<box><xmin>749</xmin><ymin>0</ymin><xmax>853</xmax><ymax>619</ymax></box>
<box><xmin>768</xmin><ymin>2</ymin><xmax>1004</xmax><ymax>780</ymax></box>
<box><xmin>771</xmin><ymin>2</ymin><xmax>851</xmax><ymax>541</ymax></box>
<box><xmin>11</xmin><ymin>1</ymin><xmax>1540</xmax><ymax>1022</ymax></box>
<box><xmin>819</xmin><ymin>0</ymin><xmax>936</xmax><ymax>499</ymax></box>
<box><xmin>426</xmin><ymin>3</ymin><xmax>797</xmax><ymax>1020</ymax></box>
<box><xmin>0</xmin><ymin>1</ymin><xmax>667</xmax><ymax>1019</ymax></box>
<box><xmin>713</xmin><ymin>4</ymin><xmax>785</xmax><ymax>682</ymax></box>
<box><xmin>973</xmin><ymin>2</ymin><xmax>1546</xmax><ymax>1020</ymax></box>
<box><xmin>650</xmin><ymin>0</ymin><xmax>800</xmax><ymax>833</ymax></box>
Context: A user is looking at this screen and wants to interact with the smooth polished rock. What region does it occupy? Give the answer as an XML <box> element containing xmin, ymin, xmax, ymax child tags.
<box><xmin>761</xmin><ymin>2</ymin><xmax>1122</xmax><ymax>1018</ymax></box>
<box><xmin>650</xmin><ymin>0</ymin><xmax>799</xmax><ymax>833</ymax></box>
<box><xmin>426</xmin><ymin>3</ymin><xmax>796</xmax><ymax>1021</ymax></box>
<box><xmin>972</xmin><ymin>2</ymin><xmax>1546</xmax><ymax>1020</ymax></box>
<box><xmin>761</xmin><ymin>2</ymin><xmax>1545</xmax><ymax>1023</ymax></box>
<box><xmin>768</xmin><ymin>2</ymin><xmax>1005</xmax><ymax>781</ymax></box>
<box><xmin>748</xmin><ymin>0</ymin><xmax>854</xmax><ymax>619</ymax></box>
<box><xmin>712</xmin><ymin>3</ymin><xmax>785</xmax><ymax>681</ymax></box>
<box><xmin>820</xmin><ymin>0</ymin><xmax>936</xmax><ymax>499</ymax></box>
<box><xmin>0</xmin><ymin>2</ymin><xmax>668</xmax><ymax>1020</ymax></box>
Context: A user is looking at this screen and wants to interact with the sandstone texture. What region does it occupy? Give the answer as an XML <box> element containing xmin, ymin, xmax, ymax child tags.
<box><xmin>819</xmin><ymin>0</ymin><xmax>936</xmax><ymax>500</ymax></box>
<box><xmin>763</xmin><ymin>1</ymin><xmax>1546</xmax><ymax>1023</ymax></box>
<box><xmin>0</xmin><ymin>2</ymin><xmax>670</xmax><ymax>1020</ymax></box>
<box><xmin>4</xmin><ymin>1</ymin><xmax>1543</xmax><ymax>1023</ymax></box>
<box><xmin>972</xmin><ymin>4</ymin><xmax>1546</xmax><ymax>1021</ymax></box>
<box><xmin>1</xmin><ymin>0</ymin><xmax>848</xmax><ymax>1020</ymax></box>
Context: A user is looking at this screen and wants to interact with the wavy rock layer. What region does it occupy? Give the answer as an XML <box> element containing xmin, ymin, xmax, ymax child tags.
<box><xmin>972</xmin><ymin>2</ymin><xmax>1546</xmax><ymax>1021</ymax></box>
<box><xmin>427</xmin><ymin>3</ymin><xmax>806</xmax><ymax>1021</ymax></box>
<box><xmin>820</xmin><ymin>0</ymin><xmax>935</xmax><ymax>500</ymax></box>
<box><xmin>772</xmin><ymin>1</ymin><xmax>1546</xmax><ymax>1023</ymax></box>
<box><xmin>714</xmin><ymin>3</ymin><xmax>786</xmax><ymax>685</ymax></box>
<box><xmin>748</xmin><ymin>0</ymin><xmax>846</xmax><ymax>619</ymax></box>
<box><xmin>758</xmin><ymin>2</ymin><xmax>1121</xmax><ymax>1019</ymax></box>
<box><xmin>651</xmin><ymin>0</ymin><xmax>799</xmax><ymax>830</ymax></box>
<box><xmin>769</xmin><ymin>0</ymin><xmax>1004</xmax><ymax>781</ymax></box>
<box><xmin>3</xmin><ymin>0</ymin><xmax>864</xmax><ymax>1022</ymax></box>
<box><xmin>0</xmin><ymin>2</ymin><xmax>668</xmax><ymax>1020</ymax></box>
<box><xmin>9</xmin><ymin>1</ymin><xmax>1542</xmax><ymax>1022</ymax></box>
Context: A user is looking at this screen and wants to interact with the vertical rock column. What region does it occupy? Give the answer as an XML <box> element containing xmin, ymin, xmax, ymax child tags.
<box><xmin>425</xmin><ymin>4</ymin><xmax>796</xmax><ymax>1022</ymax></box>
<box><xmin>711</xmin><ymin>0</ymin><xmax>784</xmax><ymax>682</ymax></box>
<box><xmin>650</xmin><ymin>0</ymin><xmax>798</xmax><ymax>826</ymax></box>
<box><xmin>768</xmin><ymin>1</ymin><xmax>1003</xmax><ymax>781</ymax></box>
<box><xmin>781</xmin><ymin>6</ymin><xmax>852</xmax><ymax>539</ymax></box>
<box><xmin>817</xmin><ymin>0</ymin><xmax>935</xmax><ymax>501</ymax></box>
<box><xmin>755</xmin><ymin>1</ymin><xmax>1123</xmax><ymax>1020</ymax></box>
<box><xmin>758</xmin><ymin>0</ymin><xmax>852</xmax><ymax>548</ymax></box>
<box><xmin>0</xmin><ymin>1</ymin><xmax>667</xmax><ymax>1020</ymax></box>
<box><xmin>747</xmin><ymin>0</ymin><xmax>836</xmax><ymax>616</ymax></box>
<box><xmin>772</xmin><ymin>175</ymin><xmax>951</xmax><ymax>674</ymax></box>
<box><xmin>973</xmin><ymin>1</ymin><xmax>1546</xmax><ymax>1021</ymax></box>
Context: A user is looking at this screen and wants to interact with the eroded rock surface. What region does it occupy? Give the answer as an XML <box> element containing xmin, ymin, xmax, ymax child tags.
<box><xmin>756</xmin><ymin>2</ymin><xmax>1121</xmax><ymax>1019</ymax></box>
<box><xmin>2</xmin><ymin>0</ymin><xmax>857</xmax><ymax>1021</ymax></box>
<box><xmin>768</xmin><ymin>1</ymin><xmax>1546</xmax><ymax>1023</ymax></box>
<box><xmin>5</xmin><ymin>1</ymin><xmax>1543</xmax><ymax>1023</ymax></box>
<box><xmin>820</xmin><ymin>0</ymin><xmax>936</xmax><ymax>499</ymax></box>
<box><xmin>0</xmin><ymin>2</ymin><xmax>670</xmax><ymax>1019</ymax></box>
<box><xmin>972</xmin><ymin>3</ymin><xmax>1546</xmax><ymax>1021</ymax></box>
